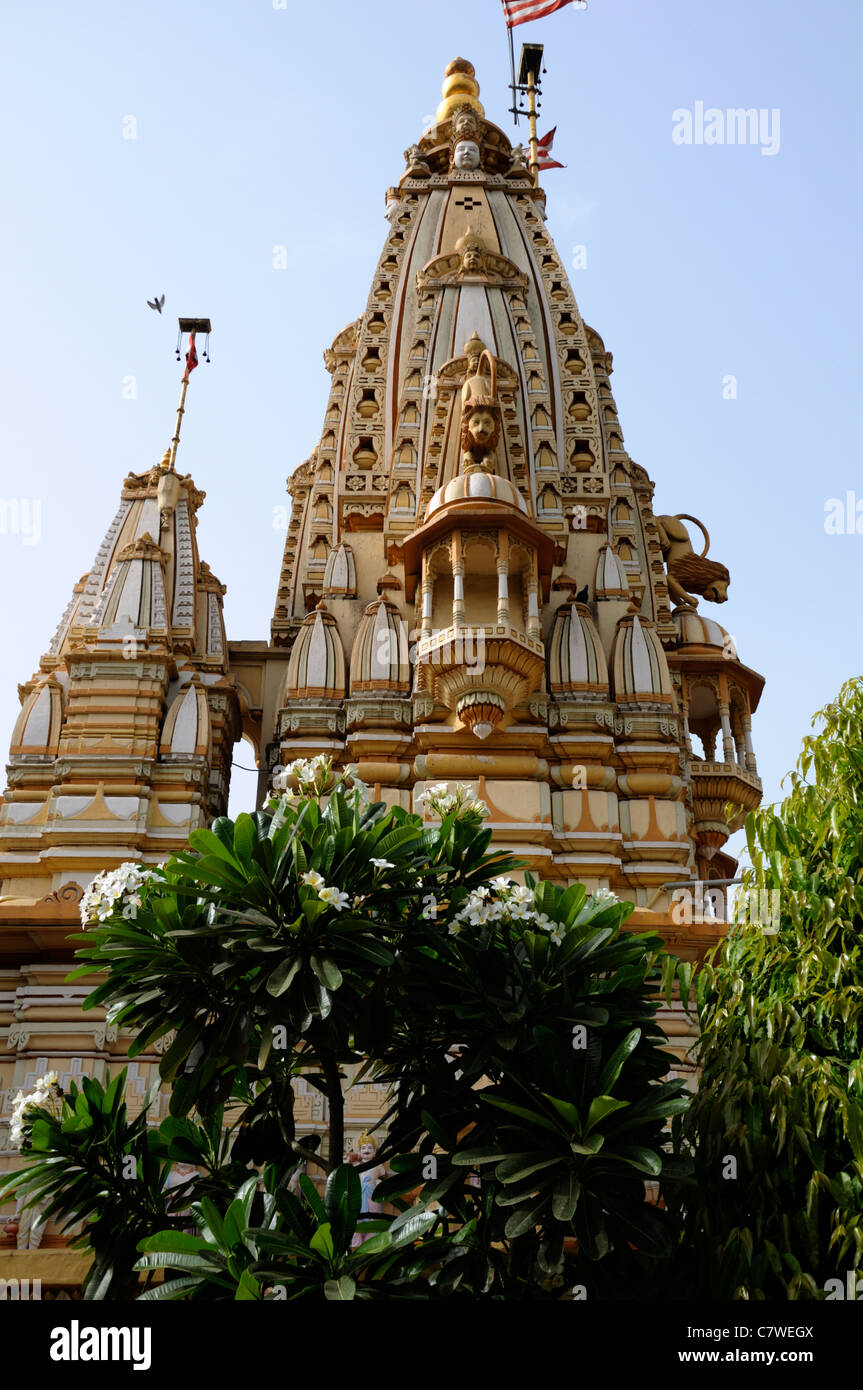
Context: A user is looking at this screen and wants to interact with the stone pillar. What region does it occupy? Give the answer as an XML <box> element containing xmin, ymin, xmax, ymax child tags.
<box><xmin>452</xmin><ymin>535</ymin><xmax>466</xmax><ymax>629</ymax></box>
<box><xmin>421</xmin><ymin>552</ymin><xmax>433</xmax><ymax>637</ymax></box>
<box><xmin>719</xmin><ymin>704</ymin><xmax>735</xmax><ymax>763</ymax></box>
<box><xmin>496</xmin><ymin>559</ymin><xmax>510</xmax><ymax>627</ymax></box>
<box><xmin>526</xmin><ymin>553</ymin><xmax>541</xmax><ymax>640</ymax></box>
<box><xmin>743</xmin><ymin>717</ymin><xmax>757</xmax><ymax>774</ymax></box>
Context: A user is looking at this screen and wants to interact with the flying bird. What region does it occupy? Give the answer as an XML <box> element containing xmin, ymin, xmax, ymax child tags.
<box><xmin>147</xmin><ymin>294</ymin><xmax>165</xmax><ymax>313</ymax></box>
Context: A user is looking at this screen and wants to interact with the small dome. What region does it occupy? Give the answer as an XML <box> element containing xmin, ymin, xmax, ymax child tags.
<box><xmin>674</xmin><ymin>609</ymin><xmax>735</xmax><ymax>655</ymax></box>
<box><xmin>350</xmin><ymin>599</ymin><xmax>410</xmax><ymax>695</ymax></box>
<box><xmin>95</xmin><ymin>533</ymin><xmax>169</xmax><ymax>635</ymax></box>
<box><xmin>547</xmin><ymin>603</ymin><xmax>609</xmax><ymax>696</ymax></box>
<box><xmin>611</xmin><ymin>613</ymin><xmax>673</xmax><ymax>704</ymax></box>
<box><xmin>426</xmin><ymin>471</ymin><xmax>527</xmax><ymax>519</ymax></box>
<box><xmin>161</xmin><ymin>680</ymin><xmax>211</xmax><ymax>758</ymax></box>
<box><xmin>594</xmin><ymin>544</ymin><xmax>629</xmax><ymax>600</ymax></box>
<box><xmin>10</xmin><ymin>679</ymin><xmax>63</xmax><ymax>757</ymax></box>
<box><xmin>323</xmin><ymin>544</ymin><xmax>357</xmax><ymax>598</ymax></box>
<box><xmin>285</xmin><ymin>604</ymin><xmax>346</xmax><ymax>701</ymax></box>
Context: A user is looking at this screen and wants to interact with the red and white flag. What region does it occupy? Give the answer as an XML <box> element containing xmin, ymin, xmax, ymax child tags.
<box><xmin>185</xmin><ymin>332</ymin><xmax>198</xmax><ymax>376</ymax></box>
<box><xmin>537</xmin><ymin>127</ymin><xmax>565</xmax><ymax>170</ymax></box>
<box><xmin>502</xmin><ymin>0</ymin><xmax>579</xmax><ymax>27</ymax></box>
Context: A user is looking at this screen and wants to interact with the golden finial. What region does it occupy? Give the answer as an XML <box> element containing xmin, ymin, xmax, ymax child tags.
<box><xmin>436</xmin><ymin>58</ymin><xmax>484</xmax><ymax>125</ymax></box>
<box><xmin>158</xmin><ymin>447</ymin><xmax>172</xmax><ymax>470</ymax></box>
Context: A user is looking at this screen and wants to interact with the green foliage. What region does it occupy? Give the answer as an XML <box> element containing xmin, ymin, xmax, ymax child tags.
<box><xmin>0</xmin><ymin>1070</ymin><xmax>170</xmax><ymax>1299</ymax></box>
<box><xmin>15</xmin><ymin>769</ymin><xmax>689</xmax><ymax>1299</ymax></box>
<box><xmin>71</xmin><ymin>786</ymin><xmax>518</xmax><ymax>1124</ymax></box>
<box><xmin>136</xmin><ymin>1164</ymin><xmax>449</xmax><ymax>1301</ymax></box>
<box><xmin>372</xmin><ymin>877</ymin><xmax>689</xmax><ymax>1295</ymax></box>
<box><xmin>674</xmin><ymin>677</ymin><xmax>863</xmax><ymax>1298</ymax></box>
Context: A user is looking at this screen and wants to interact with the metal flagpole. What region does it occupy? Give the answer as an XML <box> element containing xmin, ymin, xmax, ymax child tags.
<box><xmin>508</xmin><ymin>23</ymin><xmax>519</xmax><ymax>127</ymax></box>
<box><xmin>527</xmin><ymin>66</ymin><xmax>540</xmax><ymax>186</ymax></box>
<box><xmin>168</xmin><ymin>317</ymin><xmax>211</xmax><ymax>473</ymax></box>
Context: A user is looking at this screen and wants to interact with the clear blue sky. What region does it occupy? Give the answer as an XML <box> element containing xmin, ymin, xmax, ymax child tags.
<box><xmin>1</xmin><ymin>0</ymin><xmax>861</xmax><ymax>839</ymax></box>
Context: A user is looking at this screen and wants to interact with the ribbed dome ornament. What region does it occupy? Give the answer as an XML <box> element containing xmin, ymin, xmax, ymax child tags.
<box><xmin>456</xmin><ymin>690</ymin><xmax>506</xmax><ymax>740</ymax></box>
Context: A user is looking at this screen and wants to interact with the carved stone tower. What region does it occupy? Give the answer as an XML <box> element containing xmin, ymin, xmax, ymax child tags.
<box><xmin>259</xmin><ymin>58</ymin><xmax>764</xmax><ymax>913</ymax></box>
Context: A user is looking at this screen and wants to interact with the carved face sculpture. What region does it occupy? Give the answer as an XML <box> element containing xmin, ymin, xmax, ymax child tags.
<box><xmin>358</xmin><ymin>1142</ymin><xmax>376</xmax><ymax>1163</ymax></box>
<box><xmin>468</xmin><ymin>409</ymin><xmax>496</xmax><ymax>447</ymax></box>
<box><xmin>453</xmin><ymin>140</ymin><xmax>481</xmax><ymax>170</ymax></box>
<box><xmin>461</xmin><ymin>238</ymin><xmax>483</xmax><ymax>271</ymax></box>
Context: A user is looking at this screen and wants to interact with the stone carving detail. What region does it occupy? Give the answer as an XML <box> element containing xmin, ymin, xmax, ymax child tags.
<box><xmin>403</xmin><ymin>144</ymin><xmax>431</xmax><ymax>179</ymax></box>
<box><xmin>40</xmin><ymin>882</ymin><xmax>84</xmax><ymax>905</ymax></box>
<box><xmin>172</xmin><ymin>499</ymin><xmax>196</xmax><ymax>629</ymax></box>
<box><xmin>656</xmin><ymin>514</ymin><xmax>730</xmax><ymax>609</ymax></box>
<box><xmin>48</xmin><ymin>594</ymin><xmax>79</xmax><ymax>657</ymax></box>
<box><xmin>74</xmin><ymin>500</ymin><xmax>132</xmax><ymax>626</ymax></box>
<box><xmin>596</xmin><ymin>711</ymin><xmax>633</xmax><ymax>736</ymax></box>
<box><xmin>417</xmin><ymin>229</ymin><xmax>528</xmax><ymax>294</ymax></box>
<box><xmin>460</xmin><ymin>338</ymin><xmax>502</xmax><ymax>474</ymax></box>
<box><xmin>207</xmin><ymin>593</ymin><xmax>224</xmax><ymax>656</ymax></box>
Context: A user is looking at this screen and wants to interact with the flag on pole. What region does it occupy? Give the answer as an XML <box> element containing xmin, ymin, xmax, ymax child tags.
<box><xmin>537</xmin><ymin>127</ymin><xmax>565</xmax><ymax>170</ymax></box>
<box><xmin>502</xmin><ymin>0</ymin><xmax>578</xmax><ymax>27</ymax></box>
<box><xmin>185</xmin><ymin>332</ymin><xmax>198</xmax><ymax>376</ymax></box>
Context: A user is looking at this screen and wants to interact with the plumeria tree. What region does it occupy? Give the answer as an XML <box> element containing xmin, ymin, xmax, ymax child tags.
<box><xmin>4</xmin><ymin>757</ymin><xmax>690</xmax><ymax>1299</ymax></box>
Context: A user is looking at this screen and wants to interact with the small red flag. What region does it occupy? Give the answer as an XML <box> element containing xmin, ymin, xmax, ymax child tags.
<box><xmin>185</xmin><ymin>333</ymin><xmax>198</xmax><ymax>376</ymax></box>
<box><xmin>502</xmin><ymin>0</ymin><xmax>578</xmax><ymax>27</ymax></box>
<box><xmin>537</xmin><ymin>127</ymin><xmax>565</xmax><ymax>170</ymax></box>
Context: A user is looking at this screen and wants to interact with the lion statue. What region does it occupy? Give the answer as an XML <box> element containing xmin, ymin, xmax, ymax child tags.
<box><xmin>655</xmin><ymin>514</ymin><xmax>730</xmax><ymax>608</ymax></box>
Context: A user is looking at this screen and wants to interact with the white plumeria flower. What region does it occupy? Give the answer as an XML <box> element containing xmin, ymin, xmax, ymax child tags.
<box><xmin>593</xmin><ymin>887</ymin><xmax>618</xmax><ymax>904</ymax></box>
<box><xmin>80</xmin><ymin>862</ymin><xmax>154</xmax><ymax>926</ymax></box>
<box><xmin>301</xmin><ymin>870</ymin><xmax>325</xmax><ymax>890</ymax></box>
<box><xmin>347</xmin><ymin>773</ymin><xmax>370</xmax><ymax>803</ymax></box>
<box><xmin>318</xmin><ymin>886</ymin><xmax>350</xmax><ymax>912</ymax></box>
<box><xmin>465</xmin><ymin>904</ymin><xmax>490</xmax><ymax>926</ymax></box>
<box><xmin>369</xmin><ymin>858</ymin><xmax>394</xmax><ymax>870</ymax></box>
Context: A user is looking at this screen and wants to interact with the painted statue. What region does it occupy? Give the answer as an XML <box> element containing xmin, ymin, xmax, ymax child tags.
<box><xmin>460</xmin><ymin>335</ymin><xmax>501</xmax><ymax>474</ymax></box>
<box><xmin>350</xmin><ymin>1132</ymin><xmax>388</xmax><ymax>1247</ymax></box>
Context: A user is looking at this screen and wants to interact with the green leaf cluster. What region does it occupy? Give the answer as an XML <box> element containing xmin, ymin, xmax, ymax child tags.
<box><xmin>673</xmin><ymin>678</ymin><xmax>863</xmax><ymax>1299</ymax></box>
